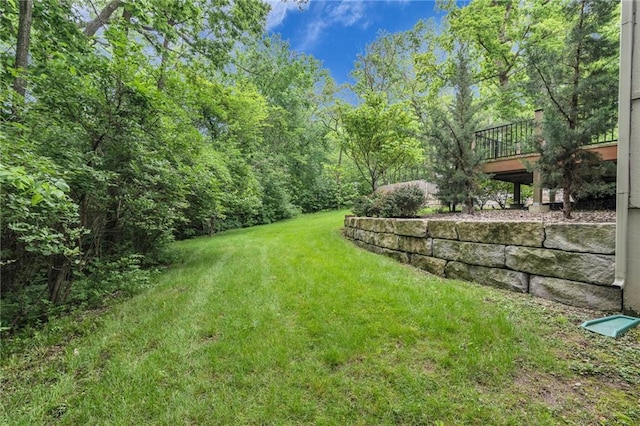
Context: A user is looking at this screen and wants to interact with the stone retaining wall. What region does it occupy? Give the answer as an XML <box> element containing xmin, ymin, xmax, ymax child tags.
<box><xmin>343</xmin><ymin>217</ymin><xmax>621</xmax><ymax>311</ymax></box>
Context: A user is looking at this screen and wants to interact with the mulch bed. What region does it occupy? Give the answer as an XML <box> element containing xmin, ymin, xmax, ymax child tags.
<box><xmin>421</xmin><ymin>209</ymin><xmax>616</xmax><ymax>223</ymax></box>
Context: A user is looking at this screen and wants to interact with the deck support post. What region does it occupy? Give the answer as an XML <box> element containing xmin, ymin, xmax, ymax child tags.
<box><xmin>530</xmin><ymin>170</ymin><xmax>549</xmax><ymax>213</ymax></box>
<box><xmin>530</xmin><ymin>109</ymin><xmax>549</xmax><ymax>213</ymax></box>
<box><xmin>513</xmin><ymin>182</ymin><xmax>521</xmax><ymax>206</ymax></box>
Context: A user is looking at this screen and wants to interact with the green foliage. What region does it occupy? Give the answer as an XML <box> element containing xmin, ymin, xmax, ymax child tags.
<box><xmin>352</xmin><ymin>185</ymin><xmax>426</xmax><ymax>218</ymax></box>
<box><xmin>526</xmin><ymin>0</ymin><xmax>619</xmax><ymax>218</ymax></box>
<box><xmin>0</xmin><ymin>123</ymin><xmax>84</xmax><ymax>326</ymax></box>
<box><xmin>232</xmin><ymin>35</ymin><xmax>342</xmax><ymax>217</ymax></box>
<box><xmin>381</xmin><ymin>184</ymin><xmax>427</xmax><ymax>217</ymax></box>
<box><xmin>0</xmin><ymin>162</ymin><xmax>80</xmax><ymax>259</ymax></box>
<box><xmin>339</xmin><ymin>92</ymin><xmax>423</xmax><ymax>192</ymax></box>
<box><xmin>296</xmin><ymin>165</ymin><xmax>361</xmax><ymax>212</ymax></box>
<box><xmin>351</xmin><ymin>22</ymin><xmax>435</xmax><ymax>105</ymax></box>
<box><xmin>429</xmin><ymin>47</ymin><xmax>485</xmax><ymax>213</ymax></box>
<box><xmin>70</xmin><ymin>254</ymin><xmax>152</xmax><ymax>307</ymax></box>
<box><xmin>352</xmin><ymin>192</ymin><xmax>386</xmax><ymax>217</ymax></box>
<box><xmin>254</xmin><ymin>159</ymin><xmax>300</xmax><ymax>224</ymax></box>
<box><xmin>444</xmin><ymin>0</ymin><xmax>537</xmax><ymax>120</ymax></box>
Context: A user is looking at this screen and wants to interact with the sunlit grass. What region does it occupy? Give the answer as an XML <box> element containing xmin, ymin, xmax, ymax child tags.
<box><xmin>1</xmin><ymin>210</ymin><xmax>638</xmax><ymax>425</ymax></box>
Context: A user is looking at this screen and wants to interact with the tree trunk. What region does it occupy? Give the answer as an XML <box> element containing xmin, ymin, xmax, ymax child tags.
<box><xmin>157</xmin><ymin>36</ymin><xmax>170</xmax><ymax>89</ymax></box>
<box><xmin>463</xmin><ymin>197</ymin><xmax>475</xmax><ymax>214</ymax></box>
<box><xmin>370</xmin><ymin>169</ymin><xmax>378</xmax><ymax>193</ymax></box>
<box><xmin>562</xmin><ymin>183</ymin><xmax>572</xmax><ymax>219</ymax></box>
<box><xmin>13</xmin><ymin>0</ymin><xmax>33</xmax><ymax>99</ymax></box>
<box><xmin>47</xmin><ymin>255</ymin><xmax>71</xmax><ymax>304</ymax></box>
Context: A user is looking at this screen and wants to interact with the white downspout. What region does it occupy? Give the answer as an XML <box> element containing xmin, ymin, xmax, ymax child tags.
<box><xmin>614</xmin><ymin>0</ymin><xmax>634</xmax><ymax>290</ymax></box>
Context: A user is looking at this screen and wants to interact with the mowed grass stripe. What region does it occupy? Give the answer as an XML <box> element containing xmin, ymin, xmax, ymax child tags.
<box><xmin>2</xmin><ymin>210</ymin><xmax>638</xmax><ymax>425</ymax></box>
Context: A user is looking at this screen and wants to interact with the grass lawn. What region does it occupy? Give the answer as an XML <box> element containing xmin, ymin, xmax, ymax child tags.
<box><xmin>1</xmin><ymin>210</ymin><xmax>638</xmax><ymax>425</ymax></box>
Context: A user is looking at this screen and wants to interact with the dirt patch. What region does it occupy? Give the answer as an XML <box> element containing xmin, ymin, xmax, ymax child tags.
<box><xmin>512</xmin><ymin>371</ymin><xmax>570</xmax><ymax>409</ymax></box>
<box><xmin>508</xmin><ymin>366</ymin><xmax>639</xmax><ymax>424</ymax></box>
<box><xmin>421</xmin><ymin>209</ymin><xmax>616</xmax><ymax>223</ymax></box>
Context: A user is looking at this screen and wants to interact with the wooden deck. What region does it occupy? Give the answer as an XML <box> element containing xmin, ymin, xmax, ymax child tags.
<box><xmin>480</xmin><ymin>142</ymin><xmax>618</xmax><ymax>184</ymax></box>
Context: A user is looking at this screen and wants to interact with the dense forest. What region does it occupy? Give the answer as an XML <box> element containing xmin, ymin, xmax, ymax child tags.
<box><xmin>1</xmin><ymin>0</ymin><xmax>619</xmax><ymax>329</ymax></box>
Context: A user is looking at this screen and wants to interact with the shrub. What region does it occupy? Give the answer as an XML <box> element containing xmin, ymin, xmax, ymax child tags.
<box><xmin>352</xmin><ymin>185</ymin><xmax>426</xmax><ymax>218</ymax></box>
<box><xmin>70</xmin><ymin>254</ymin><xmax>153</xmax><ymax>307</ymax></box>
<box><xmin>380</xmin><ymin>185</ymin><xmax>426</xmax><ymax>218</ymax></box>
<box><xmin>351</xmin><ymin>192</ymin><xmax>384</xmax><ymax>217</ymax></box>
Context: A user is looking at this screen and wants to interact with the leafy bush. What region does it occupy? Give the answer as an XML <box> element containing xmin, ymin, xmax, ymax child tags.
<box><xmin>296</xmin><ymin>173</ymin><xmax>361</xmax><ymax>213</ymax></box>
<box><xmin>1</xmin><ymin>133</ymin><xmax>85</xmax><ymax>329</ymax></box>
<box><xmin>380</xmin><ymin>185</ymin><xmax>426</xmax><ymax>218</ymax></box>
<box><xmin>352</xmin><ymin>185</ymin><xmax>425</xmax><ymax>218</ymax></box>
<box><xmin>351</xmin><ymin>195</ymin><xmax>373</xmax><ymax>217</ymax></box>
<box><xmin>352</xmin><ymin>192</ymin><xmax>384</xmax><ymax>217</ymax></box>
<box><xmin>70</xmin><ymin>254</ymin><xmax>153</xmax><ymax>307</ymax></box>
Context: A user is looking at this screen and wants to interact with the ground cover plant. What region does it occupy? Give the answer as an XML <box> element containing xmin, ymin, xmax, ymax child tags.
<box><xmin>1</xmin><ymin>210</ymin><xmax>638</xmax><ymax>425</ymax></box>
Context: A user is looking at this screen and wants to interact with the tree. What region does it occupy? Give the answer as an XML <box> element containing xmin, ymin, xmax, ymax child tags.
<box><xmin>12</xmin><ymin>0</ymin><xmax>32</xmax><ymax>99</ymax></box>
<box><xmin>0</xmin><ymin>0</ymin><xmax>286</xmax><ymax>326</ymax></box>
<box><xmin>443</xmin><ymin>0</ymin><xmax>544</xmax><ymax>120</ymax></box>
<box><xmin>233</xmin><ymin>35</ymin><xmax>338</xmax><ymax>216</ymax></box>
<box><xmin>428</xmin><ymin>47</ymin><xmax>484</xmax><ymax>213</ymax></box>
<box><xmin>78</xmin><ymin>0</ymin><xmax>269</xmax><ymax>57</ymax></box>
<box><xmin>315</xmin><ymin>79</ymin><xmax>362</xmax><ymax>208</ymax></box>
<box><xmin>351</xmin><ymin>23</ymin><xmax>432</xmax><ymax>100</ymax></box>
<box><xmin>476</xmin><ymin>179</ymin><xmax>513</xmax><ymax>209</ymax></box>
<box><xmin>351</xmin><ymin>21</ymin><xmax>439</xmax><ymax>133</ymax></box>
<box><xmin>526</xmin><ymin>0</ymin><xmax>619</xmax><ymax>218</ymax></box>
<box><xmin>339</xmin><ymin>92</ymin><xmax>423</xmax><ymax>193</ymax></box>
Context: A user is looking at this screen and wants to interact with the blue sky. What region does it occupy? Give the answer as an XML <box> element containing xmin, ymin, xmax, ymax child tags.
<box><xmin>265</xmin><ymin>0</ymin><xmax>447</xmax><ymax>86</ymax></box>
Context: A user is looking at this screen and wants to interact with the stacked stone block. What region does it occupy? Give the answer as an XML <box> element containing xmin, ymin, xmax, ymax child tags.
<box><xmin>343</xmin><ymin>216</ymin><xmax>620</xmax><ymax>311</ymax></box>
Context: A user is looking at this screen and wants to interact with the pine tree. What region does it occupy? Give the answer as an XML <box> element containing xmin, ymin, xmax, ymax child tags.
<box><xmin>429</xmin><ymin>47</ymin><xmax>484</xmax><ymax>213</ymax></box>
<box><xmin>527</xmin><ymin>0</ymin><xmax>619</xmax><ymax>218</ymax></box>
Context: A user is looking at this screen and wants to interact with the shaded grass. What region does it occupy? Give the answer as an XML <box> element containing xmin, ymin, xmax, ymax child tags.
<box><xmin>1</xmin><ymin>210</ymin><xmax>638</xmax><ymax>425</ymax></box>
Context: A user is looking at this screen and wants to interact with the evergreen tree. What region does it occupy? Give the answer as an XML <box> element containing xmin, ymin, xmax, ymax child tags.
<box><xmin>526</xmin><ymin>0</ymin><xmax>619</xmax><ymax>218</ymax></box>
<box><xmin>429</xmin><ymin>47</ymin><xmax>484</xmax><ymax>213</ymax></box>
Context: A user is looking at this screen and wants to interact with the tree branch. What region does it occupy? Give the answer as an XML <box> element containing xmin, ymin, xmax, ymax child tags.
<box><xmin>83</xmin><ymin>0</ymin><xmax>122</xmax><ymax>37</ymax></box>
<box><xmin>531</xmin><ymin>59</ymin><xmax>570</xmax><ymax>124</ymax></box>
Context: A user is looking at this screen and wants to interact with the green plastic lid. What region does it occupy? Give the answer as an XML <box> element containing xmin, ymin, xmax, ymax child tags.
<box><xmin>580</xmin><ymin>315</ymin><xmax>640</xmax><ymax>338</ymax></box>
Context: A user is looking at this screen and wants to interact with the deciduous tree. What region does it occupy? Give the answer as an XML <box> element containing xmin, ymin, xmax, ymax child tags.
<box><xmin>339</xmin><ymin>92</ymin><xmax>422</xmax><ymax>193</ymax></box>
<box><xmin>443</xmin><ymin>0</ymin><xmax>544</xmax><ymax>120</ymax></box>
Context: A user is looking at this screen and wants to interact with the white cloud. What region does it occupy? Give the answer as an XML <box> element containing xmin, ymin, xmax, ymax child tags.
<box><xmin>297</xmin><ymin>1</ymin><xmax>370</xmax><ymax>51</ymax></box>
<box><xmin>266</xmin><ymin>0</ymin><xmax>304</xmax><ymax>31</ymax></box>
<box><xmin>328</xmin><ymin>1</ymin><xmax>366</xmax><ymax>26</ymax></box>
<box><xmin>298</xmin><ymin>19</ymin><xmax>327</xmax><ymax>50</ymax></box>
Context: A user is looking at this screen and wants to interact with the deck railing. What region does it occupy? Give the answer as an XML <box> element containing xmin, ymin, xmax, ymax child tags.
<box><xmin>586</xmin><ymin>124</ymin><xmax>618</xmax><ymax>146</ymax></box>
<box><xmin>474</xmin><ymin>119</ymin><xmax>536</xmax><ymax>160</ymax></box>
<box><xmin>474</xmin><ymin>116</ymin><xmax>619</xmax><ymax>161</ymax></box>
<box><xmin>384</xmin><ymin>114</ymin><xmax>619</xmax><ymax>186</ymax></box>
